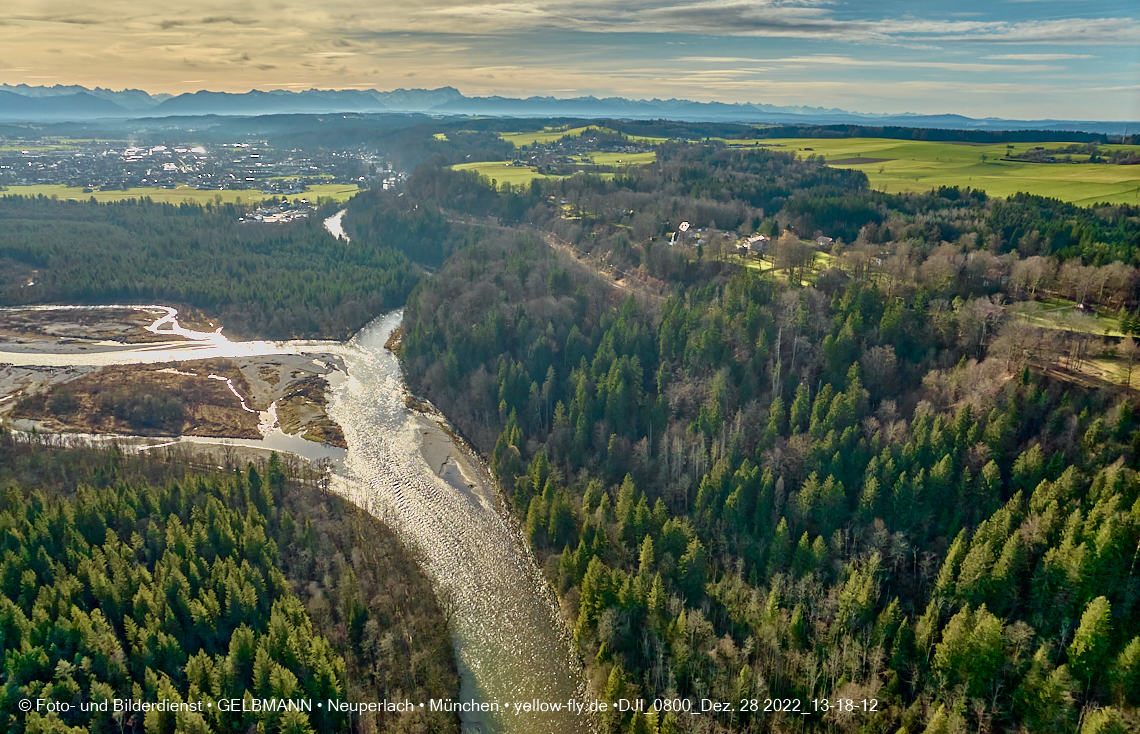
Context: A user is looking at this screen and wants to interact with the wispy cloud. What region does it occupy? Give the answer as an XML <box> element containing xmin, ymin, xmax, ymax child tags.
<box><xmin>0</xmin><ymin>0</ymin><xmax>1134</xmax><ymax>120</ymax></box>
<box><xmin>984</xmin><ymin>53</ymin><xmax>1093</xmax><ymax>60</ymax></box>
<box><xmin>385</xmin><ymin>2</ymin><xmax>1140</xmax><ymax>46</ymax></box>
<box><xmin>6</xmin><ymin>0</ymin><xmax>1139</xmax><ymax>45</ymax></box>
<box><xmin>772</xmin><ymin>54</ymin><xmax>1064</xmax><ymax>72</ymax></box>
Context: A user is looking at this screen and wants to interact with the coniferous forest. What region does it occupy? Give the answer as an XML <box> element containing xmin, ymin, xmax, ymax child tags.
<box><xmin>387</xmin><ymin>139</ymin><xmax>1140</xmax><ymax>733</ymax></box>
<box><xmin>0</xmin><ymin>196</ymin><xmax>419</xmax><ymax>339</ymax></box>
<box><xmin>0</xmin><ymin>434</ymin><xmax>459</xmax><ymax>734</ymax></box>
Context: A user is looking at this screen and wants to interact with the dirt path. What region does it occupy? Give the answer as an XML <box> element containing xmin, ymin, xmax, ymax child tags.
<box><xmin>441</xmin><ymin>211</ymin><xmax>666</xmax><ymax>304</ymax></box>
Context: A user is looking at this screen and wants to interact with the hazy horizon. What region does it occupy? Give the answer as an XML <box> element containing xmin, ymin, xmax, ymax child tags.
<box><xmin>2</xmin><ymin>0</ymin><xmax>1138</xmax><ymax>122</ymax></box>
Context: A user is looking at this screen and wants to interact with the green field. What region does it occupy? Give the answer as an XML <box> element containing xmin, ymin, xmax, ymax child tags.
<box><xmin>451</xmin><ymin>157</ymin><xmax>643</xmax><ymax>185</ymax></box>
<box><xmin>615</xmin><ymin>132</ymin><xmax>670</xmax><ymax>145</ymax></box>
<box><xmin>0</xmin><ymin>145</ymin><xmax>76</xmax><ymax>152</ymax></box>
<box><xmin>0</xmin><ymin>138</ymin><xmax>125</xmax><ymax>152</ymax></box>
<box><xmin>587</xmin><ymin>151</ymin><xmax>657</xmax><ymax>166</ymax></box>
<box><xmin>452</xmin><ymin>151</ymin><xmax>654</xmax><ymax>186</ymax></box>
<box><xmin>0</xmin><ymin>182</ymin><xmax>362</xmax><ymax>204</ymax></box>
<box><xmin>499</xmin><ymin>126</ymin><xmax>598</xmax><ymax>147</ymax></box>
<box><xmin>451</xmin><ymin>161</ymin><xmax>560</xmax><ymax>186</ymax></box>
<box><xmin>749</xmin><ymin>138</ymin><xmax>1140</xmax><ymax>205</ymax></box>
<box><xmin>499</xmin><ymin>126</ymin><xmax>667</xmax><ymax>147</ymax></box>
<box><xmin>1013</xmin><ymin>297</ymin><xmax>1127</xmax><ymax>337</ymax></box>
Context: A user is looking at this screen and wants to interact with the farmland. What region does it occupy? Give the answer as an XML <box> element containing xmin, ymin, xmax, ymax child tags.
<box><xmin>449</xmin><ymin>161</ymin><xmax>560</xmax><ymax>186</ymax></box>
<box><xmin>0</xmin><ymin>182</ymin><xmax>362</xmax><ymax>204</ymax></box>
<box><xmin>750</xmin><ymin>137</ymin><xmax>1140</xmax><ymax>205</ymax></box>
<box><xmin>450</xmin><ymin>151</ymin><xmax>655</xmax><ymax>186</ymax></box>
<box><xmin>0</xmin><ymin>138</ymin><xmax>124</xmax><ymax>152</ymax></box>
<box><xmin>587</xmin><ymin>151</ymin><xmax>657</xmax><ymax>166</ymax></box>
<box><xmin>499</xmin><ymin>125</ymin><xmax>668</xmax><ymax>147</ymax></box>
<box><xmin>499</xmin><ymin>126</ymin><xmax>602</xmax><ymax>147</ymax></box>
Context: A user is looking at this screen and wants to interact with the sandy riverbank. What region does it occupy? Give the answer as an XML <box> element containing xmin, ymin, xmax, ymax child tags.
<box><xmin>0</xmin><ymin>364</ymin><xmax>97</xmax><ymax>411</ymax></box>
<box><xmin>4</xmin><ymin>355</ymin><xmax>347</xmax><ymax>448</ymax></box>
<box><xmin>233</xmin><ymin>354</ymin><xmax>347</xmax><ymax>447</ymax></box>
<box><xmin>0</xmin><ymin>306</ymin><xmax>347</xmax><ymax>449</ymax></box>
<box><xmin>0</xmin><ymin>305</ymin><xmax>197</xmax><ymax>345</ymax></box>
<box><xmin>410</xmin><ymin>407</ymin><xmax>491</xmax><ymax>512</ymax></box>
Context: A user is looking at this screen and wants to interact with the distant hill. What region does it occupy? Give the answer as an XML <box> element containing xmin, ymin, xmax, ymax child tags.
<box><xmin>0</xmin><ymin>84</ymin><xmax>1133</xmax><ymax>134</ymax></box>
<box><xmin>0</xmin><ymin>90</ymin><xmax>132</xmax><ymax>121</ymax></box>
<box><xmin>0</xmin><ymin>84</ymin><xmax>170</xmax><ymax>110</ymax></box>
<box><xmin>151</xmin><ymin>88</ymin><xmax>464</xmax><ymax>116</ymax></box>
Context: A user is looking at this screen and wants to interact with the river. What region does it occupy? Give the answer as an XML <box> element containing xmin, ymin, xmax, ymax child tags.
<box><xmin>0</xmin><ymin>306</ymin><xmax>593</xmax><ymax>734</ymax></box>
<box><xmin>330</xmin><ymin>313</ymin><xmax>591</xmax><ymax>733</ymax></box>
<box><xmin>324</xmin><ymin>209</ymin><xmax>350</xmax><ymax>242</ymax></box>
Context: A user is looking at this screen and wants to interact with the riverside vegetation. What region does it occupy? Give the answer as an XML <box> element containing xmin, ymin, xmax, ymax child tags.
<box><xmin>375</xmin><ymin>139</ymin><xmax>1140</xmax><ymax>733</ymax></box>
<box><xmin>0</xmin><ymin>434</ymin><xmax>459</xmax><ymax>734</ymax></box>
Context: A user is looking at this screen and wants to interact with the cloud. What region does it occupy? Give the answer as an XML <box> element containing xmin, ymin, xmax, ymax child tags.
<box><xmin>984</xmin><ymin>53</ymin><xmax>1094</xmax><ymax>60</ymax></box>
<box><xmin>770</xmin><ymin>54</ymin><xmax>1064</xmax><ymax>72</ymax></box>
<box><xmin>7</xmin><ymin>0</ymin><xmax>1139</xmax><ymax>47</ymax></box>
<box><xmin>0</xmin><ymin>0</ymin><xmax>1135</xmax><ymax>120</ymax></box>
<box><xmin>380</xmin><ymin>1</ymin><xmax>1140</xmax><ymax>46</ymax></box>
<box><xmin>200</xmin><ymin>17</ymin><xmax>255</xmax><ymax>25</ymax></box>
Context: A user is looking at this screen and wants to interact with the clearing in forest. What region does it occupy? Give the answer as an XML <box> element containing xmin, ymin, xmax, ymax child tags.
<box><xmin>499</xmin><ymin>125</ymin><xmax>668</xmax><ymax>146</ymax></box>
<box><xmin>450</xmin><ymin>161</ymin><xmax>561</xmax><ymax>185</ymax></box>
<box><xmin>743</xmin><ymin>137</ymin><xmax>1140</xmax><ymax>206</ymax></box>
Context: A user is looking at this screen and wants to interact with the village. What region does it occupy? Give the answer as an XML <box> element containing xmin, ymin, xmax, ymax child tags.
<box><xmin>0</xmin><ymin>138</ymin><xmax>397</xmax><ymax>195</ymax></box>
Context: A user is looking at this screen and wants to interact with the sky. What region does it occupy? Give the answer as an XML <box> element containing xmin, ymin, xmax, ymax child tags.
<box><xmin>1</xmin><ymin>0</ymin><xmax>1138</xmax><ymax>121</ymax></box>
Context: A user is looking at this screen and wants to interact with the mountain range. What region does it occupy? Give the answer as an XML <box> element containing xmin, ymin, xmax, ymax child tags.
<box><xmin>0</xmin><ymin>84</ymin><xmax>1134</xmax><ymax>135</ymax></box>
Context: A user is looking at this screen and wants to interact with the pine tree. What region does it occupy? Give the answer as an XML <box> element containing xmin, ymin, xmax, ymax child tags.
<box><xmin>1069</xmin><ymin>596</ymin><xmax>1113</xmax><ymax>684</ymax></box>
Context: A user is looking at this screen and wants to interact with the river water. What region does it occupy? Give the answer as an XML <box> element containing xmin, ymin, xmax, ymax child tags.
<box><xmin>328</xmin><ymin>313</ymin><xmax>590</xmax><ymax>734</ymax></box>
<box><xmin>0</xmin><ymin>305</ymin><xmax>592</xmax><ymax>734</ymax></box>
<box><xmin>324</xmin><ymin>209</ymin><xmax>350</xmax><ymax>242</ymax></box>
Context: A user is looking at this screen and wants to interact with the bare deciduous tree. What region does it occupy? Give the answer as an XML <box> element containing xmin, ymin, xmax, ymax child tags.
<box><xmin>1010</xmin><ymin>256</ymin><xmax>1054</xmax><ymax>298</ymax></box>
<box><xmin>861</xmin><ymin>345</ymin><xmax>899</xmax><ymax>400</ymax></box>
<box><xmin>989</xmin><ymin>319</ymin><xmax>1039</xmax><ymax>373</ymax></box>
<box><xmin>919</xmin><ymin>243</ymin><xmax>965</xmax><ymax>291</ymax></box>
<box><xmin>1058</xmin><ymin>261</ymin><xmax>1098</xmax><ymax>305</ymax></box>
<box><xmin>1098</xmin><ymin>261</ymin><xmax>1135</xmax><ymax>308</ymax></box>
<box><xmin>774</xmin><ymin>230</ymin><xmax>814</xmax><ymax>285</ymax></box>
<box><xmin>1118</xmin><ymin>337</ymin><xmax>1139</xmax><ymax>389</ymax></box>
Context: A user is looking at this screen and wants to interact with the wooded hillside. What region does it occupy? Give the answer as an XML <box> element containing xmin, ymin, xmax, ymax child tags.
<box><xmin>394</xmin><ymin>145</ymin><xmax>1140</xmax><ymax>733</ymax></box>
<box><xmin>0</xmin><ymin>434</ymin><xmax>459</xmax><ymax>734</ymax></box>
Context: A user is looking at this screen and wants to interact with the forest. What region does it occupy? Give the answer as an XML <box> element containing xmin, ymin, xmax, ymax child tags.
<box><xmin>388</xmin><ymin>141</ymin><xmax>1140</xmax><ymax>733</ymax></box>
<box><xmin>6</xmin><ymin>124</ymin><xmax>1140</xmax><ymax>733</ymax></box>
<box><xmin>0</xmin><ymin>433</ymin><xmax>459</xmax><ymax>733</ymax></box>
<box><xmin>0</xmin><ymin>195</ymin><xmax>419</xmax><ymax>339</ymax></box>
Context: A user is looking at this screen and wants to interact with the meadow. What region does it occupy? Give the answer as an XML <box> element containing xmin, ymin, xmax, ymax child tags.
<box><xmin>0</xmin><ymin>182</ymin><xmax>362</xmax><ymax>204</ymax></box>
<box><xmin>499</xmin><ymin>125</ymin><xmax>668</xmax><ymax>147</ymax></box>
<box><xmin>451</xmin><ymin>148</ymin><xmax>657</xmax><ymax>187</ymax></box>
<box><xmin>450</xmin><ymin>161</ymin><xmax>560</xmax><ymax>186</ymax></box>
<box><xmin>0</xmin><ymin>138</ymin><xmax>124</xmax><ymax>152</ymax></box>
<box><xmin>499</xmin><ymin>126</ymin><xmax>600</xmax><ymax>147</ymax></box>
<box><xmin>587</xmin><ymin>151</ymin><xmax>657</xmax><ymax>165</ymax></box>
<box><xmin>1012</xmin><ymin>297</ymin><xmax>1127</xmax><ymax>337</ymax></box>
<box><xmin>748</xmin><ymin>137</ymin><xmax>1140</xmax><ymax>205</ymax></box>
